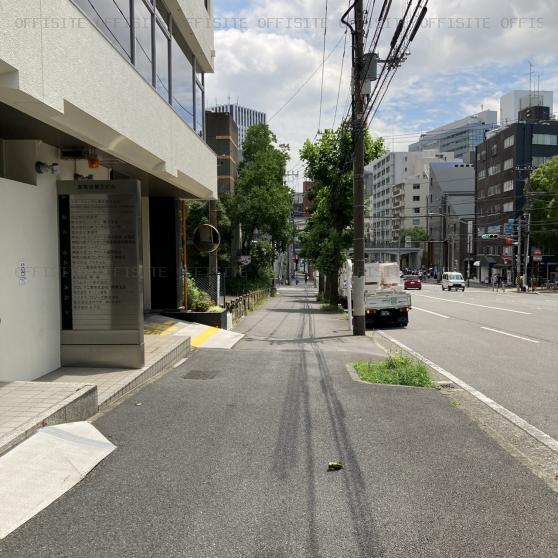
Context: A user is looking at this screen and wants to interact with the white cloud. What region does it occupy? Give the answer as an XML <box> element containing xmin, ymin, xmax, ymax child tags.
<box><xmin>208</xmin><ymin>0</ymin><xmax>558</xmax><ymax>189</ymax></box>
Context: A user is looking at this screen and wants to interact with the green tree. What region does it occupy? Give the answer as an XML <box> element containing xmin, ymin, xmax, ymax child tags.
<box><xmin>529</xmin><ymin>155</ymin><xmax>558</xmax><ymax>256</ymax></box>
<box><xmin>400</xmin><ymin>226</ymin><xmax>427</xmax><ymax>242</ymax></box>
<box><xmin>231</xmin><ymin>123</ymin><xmax>293</xmax><ymax>280</ymax></box>
<box><xmin>299</xmin><ymin>124</ymin><xmax>384</xmax><ymax>304</ymax></box>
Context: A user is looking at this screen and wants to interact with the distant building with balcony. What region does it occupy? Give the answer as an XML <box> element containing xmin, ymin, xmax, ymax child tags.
<box><xmin>364</xmin><ymin>150</ymin><xmax>458</xmax><ymax>264</ymax></box>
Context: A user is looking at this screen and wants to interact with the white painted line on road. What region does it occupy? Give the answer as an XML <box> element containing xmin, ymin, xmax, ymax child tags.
<box><xmin>377</xmin><ymin>331</ymin><xmax>558</xmax><ymax>455</ymax></box>
<box><xmin>480</xmin><ymin>327</ymin><xmax>540</xmax><ymax>344</ymax></box>
<box><xmin>414</xmin><ymin>294</ymin><xmax>532</xmax><ymax>315</ymax></box>
<box><xmin>413</xmin><ymin>307</ymin><xmax>450</xmax><ymax>319</ymax></box>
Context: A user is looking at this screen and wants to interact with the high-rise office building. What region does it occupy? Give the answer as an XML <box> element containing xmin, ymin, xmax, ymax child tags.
<box><xmin>409</xmin><ymin>110</ymin><xmax>498</xmax><ymax>163</ymax></box>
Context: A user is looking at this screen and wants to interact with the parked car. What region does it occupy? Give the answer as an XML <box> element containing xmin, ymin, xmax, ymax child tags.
<box><xmin>404</xmin><ymin>275</ymin><xmax>422</xmax><ymax>290</ymax></box>
<box><xmin>441</xmin><ymin>272</ymin><xmax>465</xmax><ymax>291</ymax></box>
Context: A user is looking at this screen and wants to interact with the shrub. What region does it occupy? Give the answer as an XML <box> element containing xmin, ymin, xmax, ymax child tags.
<box><xmin>353</xmin><ymin>354</ymin><xmax>432</xmax><ymax>387</ymax></box>
<box><xmin>187</xmin><ymin>276</ymin><xmax>213</xmax><ymax>312</ymax></box>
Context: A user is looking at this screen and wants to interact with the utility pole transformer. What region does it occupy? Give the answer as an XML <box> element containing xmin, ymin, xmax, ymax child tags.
<box><xmin>352</xmin><ymin>0</ymin><xmax>366</xmax><ymax>336</ymax></box>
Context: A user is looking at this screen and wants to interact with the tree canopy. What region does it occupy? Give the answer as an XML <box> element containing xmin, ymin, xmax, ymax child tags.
<box><xmin>529</xmin><ymin>155</ymin><xmax>558</xmax><ymax>254</ymax></box>
<box><xmin>231</xmin><ymin>123</ymin><xmax>293</xmax><ymax>254</ymax></box>
<box><xmin>299</xmin><ymin>124</ymin><xmax>384</xmax><ymax>302</ymax></box>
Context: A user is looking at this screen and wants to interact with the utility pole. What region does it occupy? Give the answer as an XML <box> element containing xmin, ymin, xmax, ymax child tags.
<box><xmin>517</xmin><ymin>217</ymin><xmax>523</xmax><ymax>291</ymax></box>
<box><xmin>351</xmin><ymin>0</ymin><xmax>366</xmax><ymax>335</ymax></box>
<box><xmin>208</xmin><ymin>200</ymin><xmax>218</xmax><ymax>275</ymax></box>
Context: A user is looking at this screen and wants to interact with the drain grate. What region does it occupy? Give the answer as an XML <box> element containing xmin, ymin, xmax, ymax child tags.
<box><xmin>183</xmin><ymin>370</ymin><xmax>218</xmax><ymax>380</ymax></box>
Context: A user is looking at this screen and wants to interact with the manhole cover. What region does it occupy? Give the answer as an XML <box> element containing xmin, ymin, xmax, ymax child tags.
<box><xmin>183</xmin><ymin>370</ymin><xmax>218</xmax><ymax>380</ymax></box>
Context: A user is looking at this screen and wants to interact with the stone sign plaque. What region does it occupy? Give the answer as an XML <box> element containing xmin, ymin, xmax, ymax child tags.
<box><xmin>58</xmin><ymin>180</ymin><xmax>144</xmax><ymax>368</ymax></box>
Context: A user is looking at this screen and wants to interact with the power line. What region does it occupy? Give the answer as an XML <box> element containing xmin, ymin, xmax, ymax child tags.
<box><xmin>317</xmin><ymin>0</ymin><xmax>329</xmax><ymax>134</ymax></box>
<box><xmin>268</xmin><ymin>34</ymin><xmax>345</xmax><ymax>123</ymax></box>
<box><xmin>332</xmin><ymin>30</ymin><xmax>348</xmax><ymax>129</ymax></box>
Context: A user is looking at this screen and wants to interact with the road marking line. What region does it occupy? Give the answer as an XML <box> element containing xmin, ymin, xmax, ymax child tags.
<box><xmin>479</xmin><ymin>327</ymin><xmax>540</xmax><ymax>343</ymax></box>
<box><xmin>377</xmin><ymin>331</ymin><xmax>558</xmax><ymax>454</ymax></box>
<box><xmin>191</xmin><ymin>326</ymin><xmax>220</xmax><ymax>348</ymax></box>
<box><xmin>413</xmin><ymin>307</ymin><xmax>450</xmax><ymax>319</ymax></box>
<box><xmin>414</xmin><ymin>294</ymin><xmax>532</xmax><ymax>315</ymax></box>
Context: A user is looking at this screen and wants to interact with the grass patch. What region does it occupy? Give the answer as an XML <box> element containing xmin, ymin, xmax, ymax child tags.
<box><xmin>353</xmin><ymin>354</ymin><xmax>433</xmax><ymax>388</ymax></box>
<box><xmin>321</xmin><ymin>303</ymin><xmax>342</xmax><ymax>313</ymax></box>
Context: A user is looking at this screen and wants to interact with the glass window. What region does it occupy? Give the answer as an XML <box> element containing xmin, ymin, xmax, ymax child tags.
<box><xmin>413</xmin><ymin>208</ymin><xmax>420</xmax><ymax>214</ymax></box>
<box><xmin>489</xmin><ymin>164</ymin><xmax>500</xmax><ymax>176</ymax></box>
<box><xmin>413</xmin><ymin>184</ymin><xmax>420</xmax><ymax>189</ymax></box>
<box><xmin>75</xmin><ymin>0</ymin><xmax>132</xmax><ymax>59</ymax></box>
<box><xmin>171</xmin><ymin>31</ymin><xmax>194</xmax><ymax>127</ymax></box>
<box><xmin>533</xmin><ymin>156</ymin><xmax>551</xmax><ymax>167</ymax></box>
<box><xmin>503</xmin><ymin>179</ymin><xmax>514</xmax><ymax>192</ymax></box>
<box><xmin>533</xmin><ymin>133</ymin><xmax>558</xmax><ymax>146</ymax></box>
<box><xmin>413</xmin><ymin>196</ymin><xmax>420</xmax><ymax>201</ymax></box>
<box><xmin>155</xmin><ymin>22</ymin><xmax>170</xmax><ymax>101</ymax></box>
<box><xmin>503</xmin><ymin>158</ymin><xmax>514</xmax><ymax>170</ymax></box>
<box><xmin>503</xmin><ymin>201</ymin><xmax>513</xmax><ymax>212</ymax></box>
<box><xmin>195</xmin><ymin>81</ymin><xmax>204</xmax><ymax>136</ymax></box>
<box><xmin>478</xmin><ymin>169</ymin><xmax>486</xmax><ymax>180</ymax></box>
<box><xmin>134</xmin><ymin>0</ymin><xmax>153</xmax><ymax>84</ymax></box>
<box><xmin>504</xmin><ymin>135</ymin><xmax>515</xmax><ymax>149</ymax></box>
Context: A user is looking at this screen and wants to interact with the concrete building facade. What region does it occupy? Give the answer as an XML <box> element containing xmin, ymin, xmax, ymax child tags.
<box><xmin>0</xmin><ymin>0</ymin><xmax>217</xmax><ymax>381</ymax></box>
<box><xmin>475</xmin><ymin>104</ymin><xmax>558</xmax><ymax>283</ymax></box>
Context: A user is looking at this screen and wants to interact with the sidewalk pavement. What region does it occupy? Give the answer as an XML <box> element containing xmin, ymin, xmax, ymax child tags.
<box><xmin>0</xmin><ymin>315</ymin><xmax>244</xmax><ymax>456</ymax></box>
<box><xmin>2</xmin><ymin>286</ymin><xmax>556</xmax><ymax>556</ymax></box>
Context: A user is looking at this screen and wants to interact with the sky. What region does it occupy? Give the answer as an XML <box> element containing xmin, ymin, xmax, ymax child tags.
<box><xmin>205</xmin><ymin>0</ymin><xmax>558</xmax><ymax>190</ymax></box>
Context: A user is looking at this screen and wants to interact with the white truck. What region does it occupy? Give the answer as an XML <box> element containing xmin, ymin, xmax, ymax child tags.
<box><xmin>340</xmin><ymin>261</ymin><xmax>411</xmax><ymax>328</ymax></box>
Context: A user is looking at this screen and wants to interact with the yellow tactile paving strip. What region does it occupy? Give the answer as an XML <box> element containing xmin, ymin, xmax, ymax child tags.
<box><xmin>190</xmin><ymin>327</ymin><xmax>221</xmax><ymax>348</ymax></box>
<box><xmin>144</xmin><ymin>320</ymin><xmax>180</xmax><ymax>335</ymax></box>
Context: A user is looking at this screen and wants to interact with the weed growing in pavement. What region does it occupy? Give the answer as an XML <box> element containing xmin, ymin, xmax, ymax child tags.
<box><xmin>353</xmin><ymin>354</ymin><xmax>433</xmax><ymax>387</ymax></box>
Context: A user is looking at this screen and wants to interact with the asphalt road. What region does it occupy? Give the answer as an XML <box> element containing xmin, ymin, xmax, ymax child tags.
<box><xmin>2</xmin><ymin>286</ymin><xmax>558</xmax><ymax>557</ymax></box>
<box><xmin>383</xmin><ymin>283</ymin><xmax>558</xmax><ymax>440</ymax></box>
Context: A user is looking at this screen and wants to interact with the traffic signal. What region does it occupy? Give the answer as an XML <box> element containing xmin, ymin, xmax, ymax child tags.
<box><xmin>481</xmin><ymin>234</ymin><xmax>500</xmax><ymax>239</ymax></box>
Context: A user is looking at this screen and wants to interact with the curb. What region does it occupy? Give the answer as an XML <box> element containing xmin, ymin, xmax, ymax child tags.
<box><xmin>0</xmin><ymin>383</ymin><xmax>98</xmax><ymax>457</ymax></box>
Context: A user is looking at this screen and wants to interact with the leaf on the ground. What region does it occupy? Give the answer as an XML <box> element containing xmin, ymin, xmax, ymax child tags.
<box><xmin>328</xmin><ymin>461</ymin><xmax>343</xmax><ymax>471</ymax></box>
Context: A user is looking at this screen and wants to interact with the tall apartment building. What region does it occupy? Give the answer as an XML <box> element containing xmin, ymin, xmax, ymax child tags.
<box><xmin>210</xmin><ymin>103</ymin><xmax>267</xmax><ymax>153</ymax></box>
<box><xmin>409</xmin><ymin>110</ymin><xmax>498</xmax><ymax>163</ymax></box>
<box><xmin>475</xmin><ymin>103</ymin><xmax>558</xmax><ymax>282</ymax></box>
<box><xmin>0</xmin><ymin>0</ymin><xmax>217</xmax><ymax>381</ymax></box>
<box><xmin>365</xmin><ymin>150</ymin><xmax>458</xmax><ymax>250</ymax></box>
